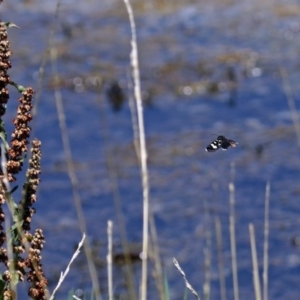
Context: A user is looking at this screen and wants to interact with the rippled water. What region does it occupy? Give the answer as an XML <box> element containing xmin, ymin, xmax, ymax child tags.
<box><xmin>2</xmin><ymin>0</ymin><xmax>300</xmax><ymax>299</ymax></box>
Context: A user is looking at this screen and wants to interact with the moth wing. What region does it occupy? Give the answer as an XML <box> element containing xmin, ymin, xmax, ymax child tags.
<box><xmin>220</xmin><ymin>139</ymin><xmax>232</xmax><ymax>150</ymax></box>
<box><xmin>206</xmin><ymin>139</ymin><xmax>221</xmax><ymax>152</ymax></box>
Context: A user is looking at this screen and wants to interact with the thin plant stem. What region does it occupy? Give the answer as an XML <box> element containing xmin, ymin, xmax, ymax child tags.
<box><xmin>1</xmin><ymin>144</ymin><xmax>16</xmax><ymax>296</ymax></box>
<box><xmin>50</xmin><ymin>233</ymin><xmax>86</xmax><ymax>300</ymax></box>
<box><xmin>203</xmin><ymin>247</ymin><xmax>211</xmax><ymax>300</ymax></box>
<box><xmin>163</xmin><ymin>271</ymin><xmax>170</xmax><ymax>300</ymax></box>
<box><xmin>128</xmin><ymin>58</ymin><xmax>164</xmax><ymax>300</ymax></box>
<box><xmin>5</xmin><ymin>214</ymin><xmax>16</xmax><ymax>297</ymax></box>
<box><xmin>215</xmin><ymin>216</ymin><xmax>227</xmax><ymax>300</ymax></box>
<box><xmin>229</xmin><ymin>181</ymin><xmax>239</xmax><ymax>300</ymax></box>
<box><xmin>31</xmin><ymin>1</ymin><xmax>61</xmax><ymax>122</ymax></box>
<box><xmin>203</xmin><ymin>199</ymin><xmax>211</xmax><ymax>300</ymax></box>
<box><xmin>50</xmin><ymin>45</ymin><xmax>102</xmax><ymax>300</ymax></box>
<box><xmin>107</xmin><ymin>220</ymin><xmax>113</xmax><ymax>300</ymax></box>
<box><xmin>149</xmin><ymin>210</ymin><xmax>165</xmax><ymax>300</ymax></box>
<box><xmin>1</xmin><ymin>144</ymin><xmax>12</xmax><ymax>214</ymax></box>
<box><xmin>127</xmin><ymin>40</ymin><xmax>164</xmax><ymax>300</ymax></box>
<box><xmin>263</xmin><ymin>182</ymin><xmax>270</xmax><ymax>300</ymax></box>
<box><xmin>280</xmin><ymin>67</ymin><xmax>300</xmax><ymax>148</ymax></box>
<box><xmin>127</xmin><ymin>69</ymin><xmax>140</xmax><ymax>162</ymax></box>
<box><xmin>212</xmin><ymin>179</ymin><xmax>226</xmax><ymax>300</ymax></box>
<box><xmin>122</xmin><ymin>1</ymin><xmax>150</xmax><ymax>299</ymax></box>
<box><xmin>249</xmin><ymin>223</ymin><xmax>262</xmax><ymax>300</ymax></box>
<box><xmin>96</xmin><ymin>84</ymin><xmax>137</xmax><ymax>299</ymax></box>
<box><xmin>173</xmin><ymin>258</ymin><xmax>201</xmax><ymax>300</ymax></box>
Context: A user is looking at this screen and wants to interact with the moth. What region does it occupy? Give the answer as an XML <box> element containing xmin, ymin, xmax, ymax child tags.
<box><xmin>206</xmin><ymin>135</ymin><xmax>238</xmax><ymax>152</ymax></box>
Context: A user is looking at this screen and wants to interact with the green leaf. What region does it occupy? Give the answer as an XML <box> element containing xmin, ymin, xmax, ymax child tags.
<box><xmin>9</xmin><ymin>186</ymin><xmax>18</xmax><ymax>194</ymax></box>
<box><xmin>68</xmin><ymin>289</ymin><xmax>74</xmax><ymax>300</ymax></box>
<box><xmin>4</xmin><ymin>22</ymin><xmax>19</xmax><ymax>29</ymax></box>
<box><xmin>9</xmin><ymin>223</ymin><xmax>20</xmax><ymax>241</ymax></box>
<box><xmin>0</xmin><ymin>132</ymin><xmax>9</xmax><ymax>152</ymax></box>
<box><xmin>10</xmin><ymin>273</ymin><xmax>19</xmax><ymax>287</ymax></box>
<box><xmin>15</xmin><ymin>85</ymin><xmax>26</xmax><ymax>92</ymax></box>
<box><xmin>0</xmin><ymin>278</ymin><xmax>6</xmax><ymax>300</ymax></box>
<box><xmin>164</xmin><ymin>270</ymin><xmax>170</xmax><ymax>300</ymax></box>
<box><xmin>9</xmin><ymin>81</ymin><xmax>26</xmax><ymax>93</ymax></box>
<box><xmin>183</xmin><ymin>288</ymin><xmax>188</xmax><ymax>300</ymax></box>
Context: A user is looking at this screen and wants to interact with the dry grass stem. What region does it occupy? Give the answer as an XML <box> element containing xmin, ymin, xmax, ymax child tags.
<box><xmin>203</xmin><ymin>199</ymin><xmax>211</xmax><ymax>300</ymax></box>
<box><xmin>96</xmin><ymin>85</ymin><xmax>137</xmax><ymax>299</ymax></box>
<box><xmin>229</xmin><ymin>181</ymin><xmax>239</xmax><ymax>300</ymax></box>
<box><xmin>149</xmin><ymin>211</ymin><xmax>165</xmax><ymax>300</ymax></box>
<box><xmin>203</xmin><ymin>248</ymin><xmax>211</xmax><ymax>300</ymax></box>
<box><xmin>50</xmin><ymin>233</ymin><xmax>86</xmax><ymax>300</ymax></box>
<box><xmin>31</xmin><ymin>2</ymin><xmax>60</xmax><ymax>121</ymax></box>
<box><xmin>122</xmin><ymin>1</ymin><xmax>151</xmax><ymax>299</ymax></box>
<box><xmin>215</xmin><ymin>217</ymin><xmax>227</xmax><ymax>300</ymax></box>
<box><xmin>263</xmin><ymin>182</ymin><xmax>270</xmax><ymax>300</ymax></box>
<box><xmin>127</xmin><ymin>69</ymin><xmax>140</xmax><ymax>162</ymax></box>
<box><xmin>128</xmin><ymin>69</ymin><xmax>163</xmax><ymax>298</ymax></box>
<box><xmin>50</xmin><ymin>45</ymin><xmax>102</xmax><ymax>300</ymax></box>
<box><xmin>173</xmin><ymin>258</ymin><xmax>201</xmax><ymax>300</ymax></box>
<box><xmin>107</xmin><ymin>220</ymin><xmax>113</xmax><ymax>300</ymax></box>
<box><xmin>249</xmin><ymin>224</ymin><xmax>262</xmax><ymax>300</ymax></box>
<box><xmin>280</xmin><ymin>67</ymin><xmax>300</xmax><ymax>148</ymax></box>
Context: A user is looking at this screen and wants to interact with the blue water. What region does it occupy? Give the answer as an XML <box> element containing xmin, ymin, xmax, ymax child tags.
<box><xmin>2</xmin><ymin>0</ymin><xmax>300</xmax><ymax>299</ymax></box>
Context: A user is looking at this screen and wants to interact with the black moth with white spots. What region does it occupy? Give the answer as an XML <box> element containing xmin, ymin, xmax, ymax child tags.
<box><xmin>206</xmin><ymin>135</ymin><xmax>238</xmax><ymax>152</ymax></box>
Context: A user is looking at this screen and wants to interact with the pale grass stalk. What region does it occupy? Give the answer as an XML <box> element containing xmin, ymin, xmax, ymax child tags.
<box><xmin>127</xmin><ymin>48</ymin><xmax>164</xmax><ymax>300</ymax></box>
<box><xmin>229</xmin><ymin>181</ymin><xmax>239</xmax><ymax>300</ymax></box>
<box><xmin>50</xmin><ymin>233</ymin><xmax>86</xmax><ymax>300</ymax></box>
<box><xmin>203</xmin><ymin>199</ymin><xmax>211</xmax><ymax>300</ymax></box>
<box><xmin>128</xmin><ymin>62</ymin><xmax>164</xmax><ymax>299</ymax></box>
<box><xmin>31</xmin><ymin>1</ymin><xmax>61</xmax><ymax>121</ymax></box>
<box><xmin>263</xmin><ymin>182</ymin><xmax>270</xmax><ymax>300</ymax></box>
<box><xmin>212</xmin><ymin>181</ymin><xmax>226</xmax><ymax>300</ymax></box>
<box><xmin>149</xmin><ymin>211</ymin><xmax>165</xmax><ymax>300</ymax></box>
<box><xmin>127</xmin><ymin>69</ymin><xmax>140</xmax><ymax>162</ymax></box>
<box><xmin>215</xmin><ymin>217</ymin><xmax>227</xmax><ymax>300</ymax></box>
<box><xmin>107</xmin><ymin>220</ymin><xmax>113</xmax><ymax>300</ymax></box>
<box><xmin>127</xmin><ymin>44</ymin><xmax>163</xmax><ymax>300</ymax></box>
<box><xmin>50</xmin><ymin>46</ymin><xmax>102</xmax><ymax>300</ymax></box>
<box><xmin>280</xmin><ymin>67</ymin><xmax>300</xmax><ymax>148</ymax></box>
<box><xmin>249</xmin><ymin>223</ymin><xmax>262</xmax><ymax>300</ymax></box>
<box><xmin>203</xmin><ymin>248</ymin><xmax>211</xmax><ymax>300</ymax></box>
<box><xmin>173</xmin><ymin>258</ymin><xmax>201</xmax><ymax>300</ymax></box>
<box><xmin>122</xmin><ymin>1</ymin><xmax>150</xmax><ymax>299</ymax></box>
<box><xmin>96</xmin><ymin>85</ymin><xmax>137</xmax><ymax>299</ymax></box>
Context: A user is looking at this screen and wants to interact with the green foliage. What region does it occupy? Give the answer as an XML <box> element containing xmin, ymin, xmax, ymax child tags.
<box><xmin>164</xmin><ymin>271</ymin><xmax>170</xmax><ymax>300</ymax></box>
<box><xmin>0</xmin><ymin>278</ymin><xmax>6</xmax><ymax>300</ymax></box>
